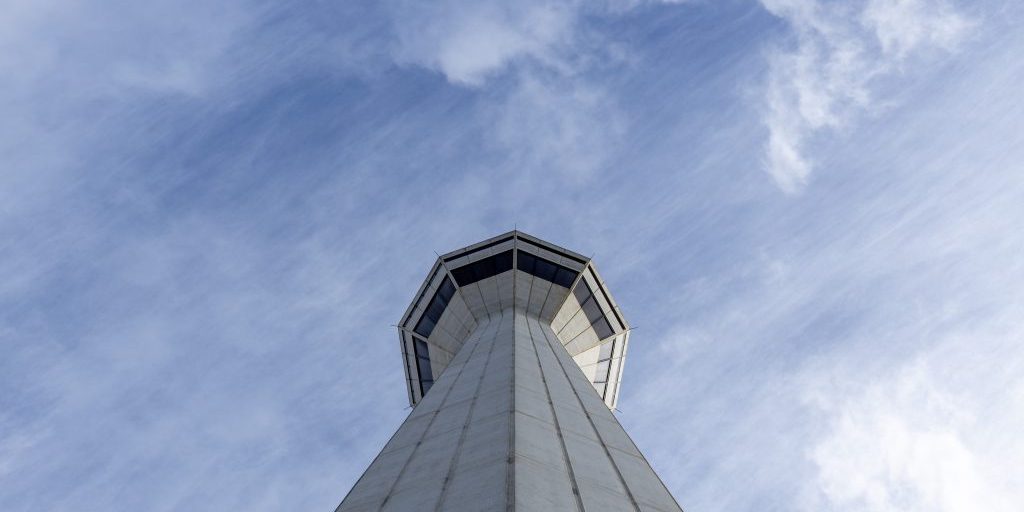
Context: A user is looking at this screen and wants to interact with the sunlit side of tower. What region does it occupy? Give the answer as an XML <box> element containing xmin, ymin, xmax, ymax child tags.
<box><xmin>336</xmin><ymin>231</ymin><xmax>683</xmax><ymax>511</ymax></box>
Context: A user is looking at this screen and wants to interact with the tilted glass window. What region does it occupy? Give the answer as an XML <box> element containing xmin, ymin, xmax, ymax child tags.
<box><xmin>413</xmin><ymin>276</ymin><xmax>456</xmax><ymax>338</ymax></box>
<box><xmin>518</xmin><ymin>251</ymin><xmax>578</xmax><ymax>288</ymax></box>
<box><xmin>553</xmin><ymin>266</ymin><xmax>577</xmax><ymax>288</ymax></box>
<box><xmin>573</xmin><ymin>280</ymin><xmax>616</xmax><ymax>340</ymax></box>
<box><xmin>572</xmin><ymin>280</ymin><xmax>592</xmax><ymax>305</ymax></box>
<box><xmin>414</xmin><ymin>337</ymin><xmax>433</xmax><ymax>395</ymax></box>
<box><xmin>581</xmin><ymin>294</ymin><xmax>604</xmax><ymax>323</ymax></box>
<box><xmin>592</xmin><ymin>317</ymin><xmax>614</xmax><ymax>339</ymax></box>
<box><xmin>437</xmin><ymin>276</ymin><xmax>456</xmax><ymax>303</ymax></box>
<box><xmin>451</xmin><ymin>250</ymin><xmax>514</xmax><ymax>287</ymax></box>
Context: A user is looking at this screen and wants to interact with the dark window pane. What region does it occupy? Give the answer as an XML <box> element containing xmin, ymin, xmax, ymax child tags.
<box><xmin>451</xmin><ymin>250</ymin><xmax>513</xmax><ymax>286</ymax></box>
<box><xmin>553</xmin><ymin>267</ymin><xmax>577</xmax><ymax>288</ymax></box>
<box><xmin>437</xmin><ymin>276</ymin><xmax>455</xmax><ymax>303</ymax></box>
<box><xmin>421</xmin><ymin>379</ymin><xmax>434</xmax><ymax>395</ymax></box>
<box><xmin>471</xmin><ymin>260</ymin><xmax>487</xmax><ymax>282</ymax></box>
<box><xmin>425</xmin><ymin>296</ymin><xmax>446</xmax><ymax>323</ymax></box>
<box><xmin>414</xmin><ymin>339</ymin><xmax>429</xmax><ymax>358</ymax></box>
<box><xmin>413</xmin><ymin>315</ymin><xmax>435</xmax><ymax>338</ymax></box>
<box><xmin>593</xmin><ymin>317</ymin><xmax>614</xmax><ymax>339</ymax></box>
<box><xmin>414</xmin><ymin>338</ymin><xmax>433</xmax><ymax>385</ymax></box>
<box><xmin>478</xmin><ymin>258</ymin><xmax>497</xmax><ymax>281</ymax></box>
<box><xmin>533</xmin><ymin>258</ymin><xmax>557</xmax><ymax>282</ymax></box>
<box><xmin>414</xmin><ymin>276</ymin><xmax>456</xmax><ymax>338</ymax></box>
<box><xmin>518</xmin><ymin>251</ymin><xmax>576</xmax><ymax>287</ymax></box>
<box><xmin>494</xmin><ymin>250</ymin><xmax>513</xmax><ymax>273</ymax></box>
<box><xmin>581</xmin><ymin>296</ymin><xmax>603</xmax><ymax>324</ymax></box>
<box><xmin>517</xmin><ymin>251</ymin><xmax>536</xmax><ymax>274</ymax></box>
<box><xmin>417</xmin><ymin>358</ymin><xmax>433</xmax><ymax>382</ymax></box>
<box><xmin>466</xmin><ymin>260</ymin><xmax>482</xmax><ymax>282</ymax></box>
<box><xmin>573</xmin><ymin>281</ymin><xmax>591</xmax><ymax>305</ymax></box>
<box><xmin>451</xmin><ymin>265</ymin><xmax>475</xmax><ymax>286</ymax></box>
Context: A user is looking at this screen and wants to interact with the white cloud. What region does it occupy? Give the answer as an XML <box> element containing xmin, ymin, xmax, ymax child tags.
<box><xmin>387</xmin><ymin>0</ymin><xmax>636</xmax><ymax>181</ymax></box>
<box><xmin>802</xmin><ymin>333</ymin><xmax>1024</xmax><ymax>512</ymax></box>
<box><xmin>2</xmin><ymin>1</ymin><xmax>1018</xmax><ymax>510</ymax></box>
<box><xmin>389</xmin><ymin>0</ymin><xmax>577</xmax><ymax>86</ymax></box>
<box><xmin>617</xmin><ymin>24</ymin><xmax>1024</xmax><ymax>506</ymax></box>
<box><xmin>863</xmin><ymin>0</ymin><xmax>971</xmax><ymax>58</ymax></box>
<box><xmin>759</xmin><ymin>0</ymin><xmax>971</xmax><ymax>193</ymax></box>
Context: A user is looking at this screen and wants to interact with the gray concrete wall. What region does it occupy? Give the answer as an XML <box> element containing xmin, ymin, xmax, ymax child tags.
<box><xmin>336</xmin><ymin>308</ymin><xmax>682</xmax><ymax>512</ymax></box>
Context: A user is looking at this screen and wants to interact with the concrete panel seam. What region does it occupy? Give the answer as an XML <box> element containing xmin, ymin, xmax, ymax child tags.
<box><xmin>507</xmin><ymin>238</ymin><xmax>517</xmax><ymax>512</ymax></box>
<box><xmin>535</xmin><ymin>320</ymin><xmax>642</xmax><ymax>512</ymax></box>
<box><xmin>525</xmin><ymin>315</ymin><xmax>585</xmax><ymax>512</ymax></box>
<box><xmin>378</xmin><ymin>323</ymin><xmax>491</xmax><ymax>509</ymax></box>
<box><xmin>433</xmin><ymin>309</ymin><xmax>506</xmax><ymax>511</ymax></box>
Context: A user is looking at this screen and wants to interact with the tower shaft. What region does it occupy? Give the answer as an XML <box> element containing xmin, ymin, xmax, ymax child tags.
<box><xmin>337</xmin><ymin>308</ymin><xmax>681</xmax><ymax>511</ymax></box>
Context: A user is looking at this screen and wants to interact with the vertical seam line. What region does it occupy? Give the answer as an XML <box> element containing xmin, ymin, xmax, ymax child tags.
<box><xmin>433</xmin><ymin>308</ymin><xmax>503</xmax><ymax>511</ymax></box>
<box><xmin>527</xmin><ymin>315</ymin><xmax>586</xmax><ymax>512</ymax></box>
<box><xmin>536</xmin><ymin>321</ymin><xmax>642</xmax><ymax>512</ymax></box>
<box><xmin>507</xmin><ymin>238</ymin><xmax>517</xmax><ymax>512</ymax></box>
<box><xmin>378</xmin><ymin>318</ymin><xmax>492</xmax><ymax>509</ymax></box>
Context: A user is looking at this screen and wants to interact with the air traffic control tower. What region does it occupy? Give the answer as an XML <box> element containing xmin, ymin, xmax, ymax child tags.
<box><xmin>336</xmin><ymin>231</ymin><xmax>683</xmax><ymax>511</ymax></box>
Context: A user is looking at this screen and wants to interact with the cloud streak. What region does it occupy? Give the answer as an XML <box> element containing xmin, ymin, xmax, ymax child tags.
<box><xmin>759</xmin><ymin>0</ymin><xmax>971</xmax><ymax>193</ymax></box>
<box><xmin>1</xmin><ymin>2</ymin><xmax>1021</xmax><ymax>511</ymax></box>
<box><xmin>389</xmin><ymin>0</ymin><xmax>578</xmax><ymax>86</ymax></box>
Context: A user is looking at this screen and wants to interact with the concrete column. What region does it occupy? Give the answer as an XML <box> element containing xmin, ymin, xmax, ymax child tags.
<box><xmin>336</xmin><ymin>309</ymin><xmax>681</xmax><ymax>512</ymax></box>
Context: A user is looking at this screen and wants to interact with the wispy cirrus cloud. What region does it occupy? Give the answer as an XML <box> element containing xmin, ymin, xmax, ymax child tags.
<box><xmin>614</xmin><ymin>17</ymin><xmax>1024</xmax><ymax>507</ymax></box>
<box><xmin>2</xmin><ymin>1</ymin><xmax>1022</xmax><ymax>511</ymax></box>
<box><xmin>387</xmin><ymin>0</ymin><xmax>634</xmax><ymax>179</ymax></box>
<box><xmin>804</xmin><ymin>347</ymin><xmax>1024</xmax><ymax>512</ymax></box>
<box><xmin>388</xmin><ymin>0</ymin><xmax>579</xmax><ymax>87</ymax></box>
<box><xmin>759</xmin><ymin>0</ymin><xmax>971</xmax><ymax>193</ymax></box>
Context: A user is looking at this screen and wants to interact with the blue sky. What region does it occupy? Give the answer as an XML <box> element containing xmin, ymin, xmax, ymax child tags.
<box><xmin>2</xmin><ymin>0</ymin><xmax>1022</xmax><ymax>510</ymax></box>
